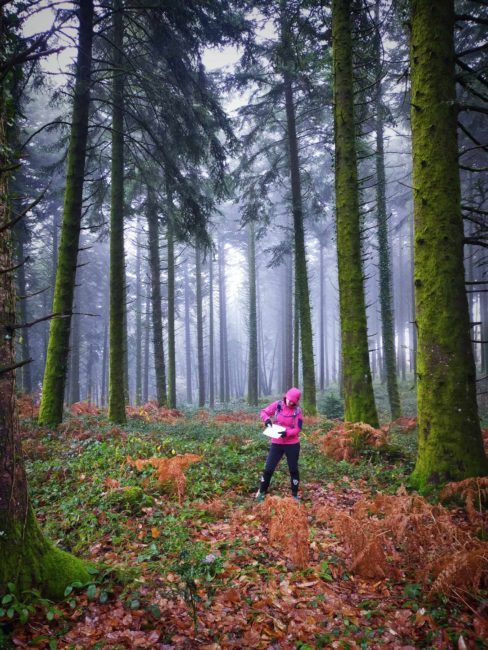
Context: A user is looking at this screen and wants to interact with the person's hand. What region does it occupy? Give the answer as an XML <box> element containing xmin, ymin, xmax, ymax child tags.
<box><xmin>265</xmin><ymin>418</ymin><xmax>272</xmax><ymax>428</ymax></box>
<box><xmin>280</xmin><ymin>430</ymin><xmax>287</xmax><ymax>438</ymax></box>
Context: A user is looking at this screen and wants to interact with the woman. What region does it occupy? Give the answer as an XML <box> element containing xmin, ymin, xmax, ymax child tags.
<box><xmin>255</xmin><ymin>387</ymin><xmax>303</xmax><ymax>501</ymax></box>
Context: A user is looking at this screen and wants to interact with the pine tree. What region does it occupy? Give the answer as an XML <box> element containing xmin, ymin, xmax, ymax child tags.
<box><xmin>38</xmin><ymin>0</ymin><xmax>94</xmax><ymax>425</ymax></box>
<box><xmin>409</xmin><ymin>0</ymin><xmax>488</xmax><ymax>490</ymax></box>
<box><xmin>332</xmin><ymin>0</ymin><xmax>378</xmax><ymax>427</ymax></box>
<box><xmin>0</xmin><ymin>1</ymin><xmax>90</xmax><ymax>597</ymax></box>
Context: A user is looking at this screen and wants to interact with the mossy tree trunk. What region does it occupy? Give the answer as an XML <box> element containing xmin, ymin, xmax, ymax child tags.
<box><xmin>195</xmin><ymin>244</ymin><xmax>205</xmax><ymax>408</ymax></box>
<box><xmin>108</xmin><ymin>0</ymin><xmax>126</xmax><ymax>423</ymax></box>
<box><xmin>247</xmin><ymin>220</ymin><xmax>258</xmax><ymax>405</ymax></box>
<box><xmin>0</xmin><ymin>7</ymin><xmax>90</xmax><ymax>597</ymax></box>
<box><xmin>38</xmin><ymin>0</ymin><xmax>94</xmax><ymax>425</ymax></box>
<box><xmin>373</xmin><ymin>0</ymin><xmax>401</xmax><ymax>420</ymax></box>
<box><xmin>146</xmin><ymin>187</ymin><xmax>167</xmax><ymax>407</ymax></box>
<box><xmin>409</xmin><ymin>0</ymin><xmax>488</xmax><ymax>490</ymax></box>
<box><xmin>166</xmin><ymin>197</ymin><xmax>177</xmax><ymax>409</ymax></box>
<box><xmin>281</xmin><ymin>2</ymin><xmax>316</xmax><ymax>413</ymax></box>
<box><xmin>332</xmin><ymin>0</ymin><xmax>379</xmax><ymax>427</ymax></box>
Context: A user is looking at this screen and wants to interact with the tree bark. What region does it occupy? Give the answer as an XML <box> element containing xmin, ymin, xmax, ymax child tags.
<box><xmin>195</xmin><ymin>244</ymin><xmax>205</xmax><ymax>407</ymax></box>
<box><xmin>108</xmin><ymin>0</ymin><xmax>126</xmax><ymax>423</ymax></box>
<box><xmin>146</xmin><ymin>187</ymin><xmax>167</xmax><ymax>407</ymax></box>
<box><xmin>208</xmin><ymin>251</ymin><xmax>215</xmax><ymax>408</ymax></box>
<box><xmin>134</xmin><ymin>216</ymin><xmax>142</xmax><ymax>405</ymax></box>
<box><xmin>167</xmin><ymin>197</ymin><xmax>176</xmax><ymax>408</ymax></box>
<box><xmin>184</xmin><ymin>257</ymin><xmax>192</xmax><ymax>404</ymax></box>
<box><xmin>374</xmin><ymin>1</ymin><xmax>401</xmax><ymax>418</ymax></box>
<box><xmin>409</xmin><ymin>0</ymin><xmax>488</xmax><ymax>489</ymax></box>
<box><xmin>281</xmin><ymin>2</ymin><xmax>316</xmax><ymax>413</ymax></box>
<box><xmin>0</xmin><ymin>5</ymin><xmax>90</xmax><ymax>597</ymax></box>
<box><xmin>218</xmin><ymin>237</ymin><xmax>229</xmax><ymax>402</ymax></box>
<box><xmin>247</xmin><ymin>221</ymin><xmax>258</xmax><ymax>405</ymax></box>
<box><xmin>38</xmin><ymin>0</ymin><xmax>94</xmax><ymax>425</ymax></box>
<box><xmin>332</xmin><ymin>0</ymin><xmax>379</xmax><ymax>426</ymax></box>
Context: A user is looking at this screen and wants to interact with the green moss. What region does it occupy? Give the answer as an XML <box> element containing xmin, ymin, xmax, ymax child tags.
<box><xmin>409</xmin><ymin>0</ymin><xmax>488</xmax><ymax>490</ymax></box>
<box><xmin>38</xmin><ymin>0</ymin><xmax>94</xmax><ymax>427</ymax></box>
<box><xmin>332</xmin><ymin>0</ymin><xmax>379</xmax><ymax>427</ymax></box>
<box><xmin>0</xmin><ymin>507</ymin><xmax>91</xmax><ymax>601</ymax></box>
<box><xmin>104</xmin><ymin>486</ymin><xmax>154</xmax><ymax>513</ymax></box>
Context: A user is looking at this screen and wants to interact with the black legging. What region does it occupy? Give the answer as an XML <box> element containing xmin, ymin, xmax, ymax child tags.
<box><xmin>259</xmin><ymin>442</ymin><xmax>300</xmax><ymax>496</ymax></box>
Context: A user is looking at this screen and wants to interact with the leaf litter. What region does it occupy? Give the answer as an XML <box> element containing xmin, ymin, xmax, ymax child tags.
<box><xmin>8</xmin><ymin>411</ymin><xmax>488</xmax><ymax>649</ymax></box>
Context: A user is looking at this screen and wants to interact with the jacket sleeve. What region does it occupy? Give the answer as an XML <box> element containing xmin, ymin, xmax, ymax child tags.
<box><xmin>285</xmin><ymin>408</ymin><xmax>303</xmax><ymax>437</ymax></box>
<box><xmin>260</xmin><ymin>401</ymin><xmax>278</xmax><ymax>423</ymax></box>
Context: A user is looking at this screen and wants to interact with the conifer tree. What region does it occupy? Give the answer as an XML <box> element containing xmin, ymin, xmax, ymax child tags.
<box><xmin>39</xmin><ymin>0</ymin><xmax>94</xmax><ymax>425</ymax></box>
<box><xmin>332</xmin><ymin>0</ymin><xmax>378</xmax><ymax>427</ymax></box>
<box><xmin>1</xmin><ymin>1</ymin><xmax>90</xmax><ymax>596</ymax></box>
<box><xmin>409</xmin><ymin>0</ymin><xmax>488</xmax><ymax>489</ymax></box>
<box><xmin>108</xmin><ymin>0</ymin><xmax>126</xmax><ymax>423</ymax></box>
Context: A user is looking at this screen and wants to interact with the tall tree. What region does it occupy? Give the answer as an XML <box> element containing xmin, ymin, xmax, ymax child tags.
<box><xmin>146</xmin><ymin>186</ymin><xmax>167</xmax><ymax>407</ymax></box>
<box><xmin>195</xmin><ymin>243</ymin><xmax>205</xmax><ymax>408</ymax></box>
<box><xmin>184</xmin><ymin>257</ymin><xmax>193</xmax><ymax>404</ymax></box>
<box><xmin>166</xmin><ymin>196</ymin><xmax>177</xmax><ymax>408</ymax></box>
<box><xmin>108</xmin><ymin>0</ymin><xmax>126</xmax><ymax>423</ymax></box>
<box><xmin>409</xmin><ymin>0</ymin><xmax>488</xmax><ymax>490</ymax></box>
<box><xmin>38</xmin><ymin>0</ymin><xmax>94</xmax><ymax>425</ymax></box>
<box><xmin>218</xmin><ymin>237</ymin><xmax>230</xmax><ymax>402</ymax></box>
<box><xmin>1</xmin><ymin>1</ymin><xmax>90</xmax><ymax>596</ymax></box>
<box><xmin>208</xmin><ymin>251</ymin><xmax>215</xmax><ymax>408</ymax></box>
<box><xmin>280</xmin><ymin>0</ymin><xmax>317</xmax><ymax>413</ymax></box>
<box><xmin>134</xmin><ymin>216</ymin><xmax>142</xmax><ymax>405</ymax></box>
<box><xmin>247</xmin><ymin>220</ymin><xmax>258</xmax><ymax>405</ymax></box>
<box><xmin>332</xmin><ymin>0</ymin><xmax>379</xmax><ymax>427</ymax></box>
<box><xmin>373</xmin><ymin>0</ymin><xmax>401</xmax><ymax>419</ymax></box>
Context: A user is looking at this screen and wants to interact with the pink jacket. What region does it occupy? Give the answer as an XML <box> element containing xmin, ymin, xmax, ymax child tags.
<box><xmin>260</xmin><ymin>388</ymin><xmax>303</xmax><ymax>445</ymax></box>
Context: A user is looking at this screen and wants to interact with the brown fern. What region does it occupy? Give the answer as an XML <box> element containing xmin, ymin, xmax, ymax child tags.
<box><xmin>441</xmin><ymin>477</ymin><xmax>488</xmax><ymax>523</ymax></box>
<box><xmin>127</xmin><ymin>453</ymin><xmax>202</xmax><ymax>503</ymax></box>
<box><xmin>260</xmin><ymin>496</ymin><xmax>309</xmax><ymax>568</ymax></box>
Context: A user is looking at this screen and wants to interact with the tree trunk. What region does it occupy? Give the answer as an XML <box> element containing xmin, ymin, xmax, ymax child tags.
<box><xmin>218</xmin><ymin>237</ymin><xmax>230</xmax><ymax>402</ymax></box>
<box><xmin>134</xmin><ymin>216</ymin><xmax>142</xmax><ymax>405</ymax></box>
<box><xmin>195</xmin><ymin>244</ymin><xmax>205</xmax><ymax>407</ymax></box>
<box><xmin>208</xmin><ymin>252</ymin><xmax>215</xmax><ymax>408</ymax></box>
<box><xmin>409</xmin><ymin>0</ymin><xmax>488</xmax><ymax>489</ymax></box>
<box><xmin>167</xmin><ymin>198</ymin><xmax>177</xmax><ymax>408</ymax></box>
<box><xmin>284</xmin><ymin>254</ymin><xmax>293</xmax><ymax>390</ymax></box>
<box><xmin>332</xmin><ymin>0</ymin><xmax>378</xmax><ymax>426</ymax></box>
<box><xmin>143</xmin><ymin>291</ymin><xmax>150</xmax><ymax>404</ymax></box>
<box><xmin>374</xmin><ymin>2</ymin><xmax>401</xmax><ymax>418</ymax></box>
<box><xmin>0</xmin><ymin>6</ymin><xmax>90</xmax><ymax>596</ymax></box>
<box><xmin>281</xmin><ymin>5</ymin><xmax>317</xmax><ymax>413</ymax></box>
<box><xmin>108</xmin><ymin>0</ymin><xmax>126</xmax><ymax>423</ymax></box>
<box><xmin>184</xmin><ymin>258</ymin><xmax>192</xmax><ymax>404</ymax></box>
<box><xmin>319</xmin><ymin>242</ymin><xmax>325</xmax><ymax>392</ymax></box>
<box><xmin>146</xmin><ymin>187</ymin><xmax>167</xmax><ymax>406</ymax></box>
<box><xmin>15</xmin><ymin>225</ymin><xmax>32</xmax><ymax>393</ymax></box>
<box><xmin>69</xmin><ymin>299</ymin><xmax>80</xmax><ymax>405</ymax></box>
<box><xmin>247</xmin><ymin>221</ymin><xmax>258</xmax><ymax>405</ymax></box>
<box><xmin>38</xmin><ymin>0</ymin><xmax>94</xmax><ymax>425</ymax></box>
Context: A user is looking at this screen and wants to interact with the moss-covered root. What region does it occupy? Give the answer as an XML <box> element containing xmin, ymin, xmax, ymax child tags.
<box><xmin>0</xmin><ymin>507</ymin><xmax>91</xmax><ymax>601</ymax></box>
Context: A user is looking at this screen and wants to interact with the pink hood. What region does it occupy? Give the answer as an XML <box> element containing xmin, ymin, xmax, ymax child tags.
<box><xmin>285</xmin><ymin>387</ymin><xmax>301</xmax><ymax>404</ymax></box>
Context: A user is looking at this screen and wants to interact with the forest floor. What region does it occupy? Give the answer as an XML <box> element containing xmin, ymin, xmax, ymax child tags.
<box><xmin>2</xmin><ymin>395</ymin><xmax>487</xmax><ymax>650</ymax></box>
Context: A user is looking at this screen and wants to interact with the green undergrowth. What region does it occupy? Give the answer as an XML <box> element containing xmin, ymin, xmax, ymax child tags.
<box><xmin>12</xmin><ymin>406</ymin><xmax>482</xmax><ymax>648</ymax></box>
